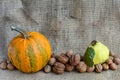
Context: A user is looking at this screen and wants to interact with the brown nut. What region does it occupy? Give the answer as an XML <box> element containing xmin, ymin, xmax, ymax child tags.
<box><xmin>66</xmin><ymin>50</ymin><xmax>73</xmax><ymax>58</ymax></box>
<box><xmin>57</xmin><ymin>55</ymin><xmax>69</xmax><ymax>64</ymax></box>
<box><xmin>44</xmin><ymin>65</ymin><xmax>51</xmax><ymax>73</ymax></box>
<box><xmin>86</xmin><ymin>66</ymin><xmax>95</xmax><ymax>72</ymax></box>
<box><xmin>65</xmin><ymin>64</ymin><xmax>74</xmax><ymax>72</ymax></box>
<box><xmin>74</xmin><ymin>54</ymin><xmax>81</xmax><ymax>65</ymax></box>
<box><xmin>53</xmin><ymin>67</ymin><xmax>64</xmax><ymax>74</ymax></box>
<box><xmin>113</xmin><ymin>58</ymin><xmax>120</xmax><ymax>65</ymax></box>
<box><xmin>7</xmin><ymin>63</ymin><xmax>15</xmax><ymax>71</ymax></box>
<box><xmin>102</xmin><ymin>63</ymin><xmax>109</xmax><ymax>70</ymax></box>
<box><xmin>0</xmin><ymin>57</ymin><xmax>7</xmax><ymax>63</ymax></box>
<box><xmin>106</xmin><ymin>58</ymin><xmax>113</xmax><ymax>65</ymax></box>
<box><xmin>54</xmin><ymin>62</ymin><xmax>65</xmax><ymax>70</ymax></box>
<box><xmin>76</xmin><ymin>61</ymin><xmax>87</xmax><ymax>73</ymax></box>
<box><xmin>109</xmin><ymin>56</ymin><xmax>114</xmax><ymax>60</ymax></box>
<box><xmin>0</xmin><ymin>62</ymin><xmax>7</xmax><ymax>70</ymax></box>
<box><xmin>69</xmin><ymin>55</ymin><xmax>75</xmax><ymax>66</ymax></box>
<box><xmin>113</xmin><ymin>54</ymin><xmax>120</xmax><ymax>58</ymax></box>
<box><xmin>95</xmin><ymin>64</ymin><xmax>103</xmax><ymax>73</ymax></box>
<box><xmin>109</xmin><ymin>63</ymin><xmax>117</xmax><ymax>70</ymax></box>
<box><xmin>70</xmin><ymin>54</ymin><xmax>80</xmax><ymax>66</ymax></box>
<box><xmin>49</xmin><ymin>57</ymin><xmax>56</xmax><ymax>66</ymax></box>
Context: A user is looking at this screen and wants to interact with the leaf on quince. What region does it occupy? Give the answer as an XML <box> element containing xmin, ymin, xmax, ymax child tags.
<box><xmin>84</xmin><ymin>47</ymin><xmax>95</xmax><ymax>67</ymax></box>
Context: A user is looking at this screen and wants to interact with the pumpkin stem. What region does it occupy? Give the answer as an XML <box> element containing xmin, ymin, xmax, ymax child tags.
<box><xmin>10</xmin><ymin>26</ymin><xmax>29</xmax><ymax>39</ymax></box>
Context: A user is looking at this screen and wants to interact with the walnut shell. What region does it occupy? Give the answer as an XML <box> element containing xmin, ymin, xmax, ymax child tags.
<box><xmin>66</xmin><ymin>50</ymin><xmax>73</xmax><ymax>58</ymax></box>
<box><xmin>65</xmin><ymin>64</ymin><xmax>74</xmax><ymax>72</ymax></box>
<box><xmin>69</xmin><ymin>55</ymin><xmax>75</xmax><ymax>65</ymax></box>
<box><xmin>86</xmin><ymin>66</ymin><xmax>95</xmax><ymax>72</ymax></box>
<box><xmin>49</xmin><ymin>57</ymin><xmax>56</xmax><ymax>66</ymax></box>
<box><xmin>102</xmin><ymin>63</ymin><xmax>109</xmax><ymax>70</ymax></box>
<box><xmin>44</xmin><ymin>65</ymin><xmax>51</xmax><ymax>73</ymax></box>
<box><xmin>74</xmin><ymin>54</ymin><xmax>81</xmax><ymax>65</ymax></box>
<box><xmin>7</xmin><ymin>63</ymin><xmax>15</xmax><ymax>71</ymax></box>
<box><xmin>113</xmin><ymin>58</ymin><xmax>120</xmax><ymax>65</ymax></box>
<box><xmin>113</xmin><ymin>54</ymin><xmax>120</xmax><ymax>58</ymax></box>
<box><xmin>109</xmin><ymin>63</ymin><xmax>117</xmax><ymax>70</ymax></box>
<box><xmin>76</xmin><ymin>61</ymin><xmax>87</xmax><ymax>73</ymax></box>
<box><xmin>54</xmin><ymin>62</ymin><xmax>65</xmax><ymax>70</ymax></box>
<box><xmin>53</xmin><ymin>67</ymin><xmax>64</xmax><ymax>74</ymax></box>
<box><xmin>109</xmin><ymin>56</ymin><xmax>114</xmax><ymax>60</ymax></box>
<box><xmin>106</xmin><ymin>58</ymin><xmax>113</xmax><ymax>65</ymax></box>
<box><xmin>95</xmin><ymin>64</ymin><xmax>103</xmax><ymax>73</ymax></box>
<box><xmin>0</xmin><ymin>62</ymin><xmax>7</xmax><ymax>70</ymax></box>
<box><xmin>57</xmin><ymin>55</ymin><xmax>69</xmax><ymax>64</ymax></box>
<box><xmin>69</xmin><ymin>54</ymin><xmax>80</xmax><ymax>66</ymax></box>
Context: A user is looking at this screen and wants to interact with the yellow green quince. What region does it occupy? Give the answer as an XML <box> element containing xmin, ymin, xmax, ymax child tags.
<box><xmin>84</xmin><ymin>40</ymin><xmax>109</xmax><ymax>67</ymax></box>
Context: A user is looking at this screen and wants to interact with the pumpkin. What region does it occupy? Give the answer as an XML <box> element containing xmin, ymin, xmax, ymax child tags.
<box><xmin>8</xmin><ymin>26</ymin><xmax>52</xmax><ymax>73</ymax></box>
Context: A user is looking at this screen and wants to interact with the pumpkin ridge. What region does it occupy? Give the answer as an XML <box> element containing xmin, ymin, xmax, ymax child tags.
<box><xmin>32</xmin><ymin>38</ymin><xmax>48</xmax><ymax>68</ymax></box>
<box><xmin>28</xmin><ymin>37</ymin><xmax>42</xmax><ymax>72</ymax></box>
<box><xmin>27</xmin><ymin>44</ymin><xmax>37</xmax><ymax>72</ymax></box>
<box><xmin>8</xmin><ymin>39</ymin><xmax>23</xmax><ymax>69</ymax></box>
<box><xmin>31</xmin><ymin>32</ymin><xmax>51</xmax><ymax>61</ymax></box>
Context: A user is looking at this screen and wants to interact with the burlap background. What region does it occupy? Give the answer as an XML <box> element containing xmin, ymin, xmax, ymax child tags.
<box><xmin>0</xmin><ymin>0</ymin><xmax>120</xmax><ymax>57</ymax></box>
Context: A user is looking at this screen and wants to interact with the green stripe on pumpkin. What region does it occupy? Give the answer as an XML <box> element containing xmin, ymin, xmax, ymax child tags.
<box><xmin>36</xmin><ymin>41</ymin><xmax>48</xmax><ymax>68</ymax></box>
<box><xmin>27</xmin><ymin>45</ymin><xmax>37</xmax><ymax>72</ymax></box>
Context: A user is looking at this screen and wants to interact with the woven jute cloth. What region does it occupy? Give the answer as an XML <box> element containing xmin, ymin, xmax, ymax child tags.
<box><xmin>0</xmin><ymin>0</ymin><xmax>120</xmax><ymax>58</ymax></box>
<box><xmin>0</xmin><ymin>0</ymin><xmax>120</xmax><ymax>80</ymax></box>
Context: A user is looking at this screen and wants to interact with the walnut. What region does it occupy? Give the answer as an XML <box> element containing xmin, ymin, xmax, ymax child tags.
<box><xmin>109</xmin><ymin>56</ymin><xmax>114</xmax><ymax>60</ymax></box>
<box><xmin>53</xmin><ymin>67</ymin><xmax>64</xmax><ymax>74</ymax></box>
<box><xmin>106</xmin><ymin>58</ymin><xmax>113</xmax><ymax>65</ymax></box>
<box><xmin>95</xmin><ymin>64</ymin><xmax>103</xmax><ymax>73</ymax></box>
<box><xmin>86</xmin><ymin>66</ymin><xmax>95</xmax><ymax>72</ymax></box>
<box><xmin>109</xmin><ymin>63</ymin><xmax>117</xmax><ymax>70</ymax></box>
<box><xmin>49</xmin><ymin>57</ymin><xmax>56</xmax><ymax>66</ymax></box>
<box><xmin>57</xmin><ymin>54</ymin><xmax>69</xmax><ymax>64</ymax></box>
<box><xmin>74</xmin><ymin>54</ymin><xmax>81</xmax><ymax>65</ymax></box>
<box><xmin>76</xmin><ymin>61</ymin><xmax>87</xmax><ymax>73</ymax></box>
<box><xmin>113</xmin><ymin>54</ymin><xmax>120</xmax><ymax>58</ymax></box>
<box><xmin>0</xmin><ymin>62</ymin><xmax>7</xmax><ymax>70</ymax></box>
<box><xmin>102</xmin><ymin>63</ymin><xmax>109</xmax><ymax>70</ymax></box>
<box><xmin>7</xmin><ymin>63</ymin><xmax>15</xmax><ymax>71</ymax></box>
<box><xmin>54</xmin><ymin>62</ymin><xmax>65</xmax><ymax>70</ymax></box>
<box><xmin>44</xmin><ymin>65</ymin><xmax>51</xmax><ymax>73</ymax></box>
<box><xmin>53</xmin><ymin>62</ymin><xmax>65</xmax><ymax>74</ymax></box>
<box><xmin>66</xmin><ymin>50</ymin><xmax>73</xmax><ymax>58</ymax></box>
<box><xmin>113</xmin><ymin>58</ymin><xmax>120</xmax><ymax>65</ymax></box>
<box><xmin>65</xmin><ymin>64</ymin><xmax>74</xmax><ymax>72</ymax></box>
<box><xmin>69</xmin><ymin>54</ymin><xmax>80</xmax><ymax>66</ymax></box>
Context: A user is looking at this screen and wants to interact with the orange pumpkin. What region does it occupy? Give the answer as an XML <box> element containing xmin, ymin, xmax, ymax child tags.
<box><xmin>8</xmin><ymin>26</ymin><xmax>52</xmax><ymax>73</ymax></box>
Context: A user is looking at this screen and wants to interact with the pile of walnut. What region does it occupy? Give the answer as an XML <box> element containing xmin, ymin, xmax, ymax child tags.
<box><xmin>0</xmin><ymin>56</ymin><xmax>15</xmax><ymax>71</ymax></box>
<box><xmin>0</xmin><ymin>50</ymin><xmax>120</xmax><ymax>74</ymax></box>
<box><xmin>44</xmin><ymin>50</ymin><xmax>120</xmax><ymax>74</ymax></box>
